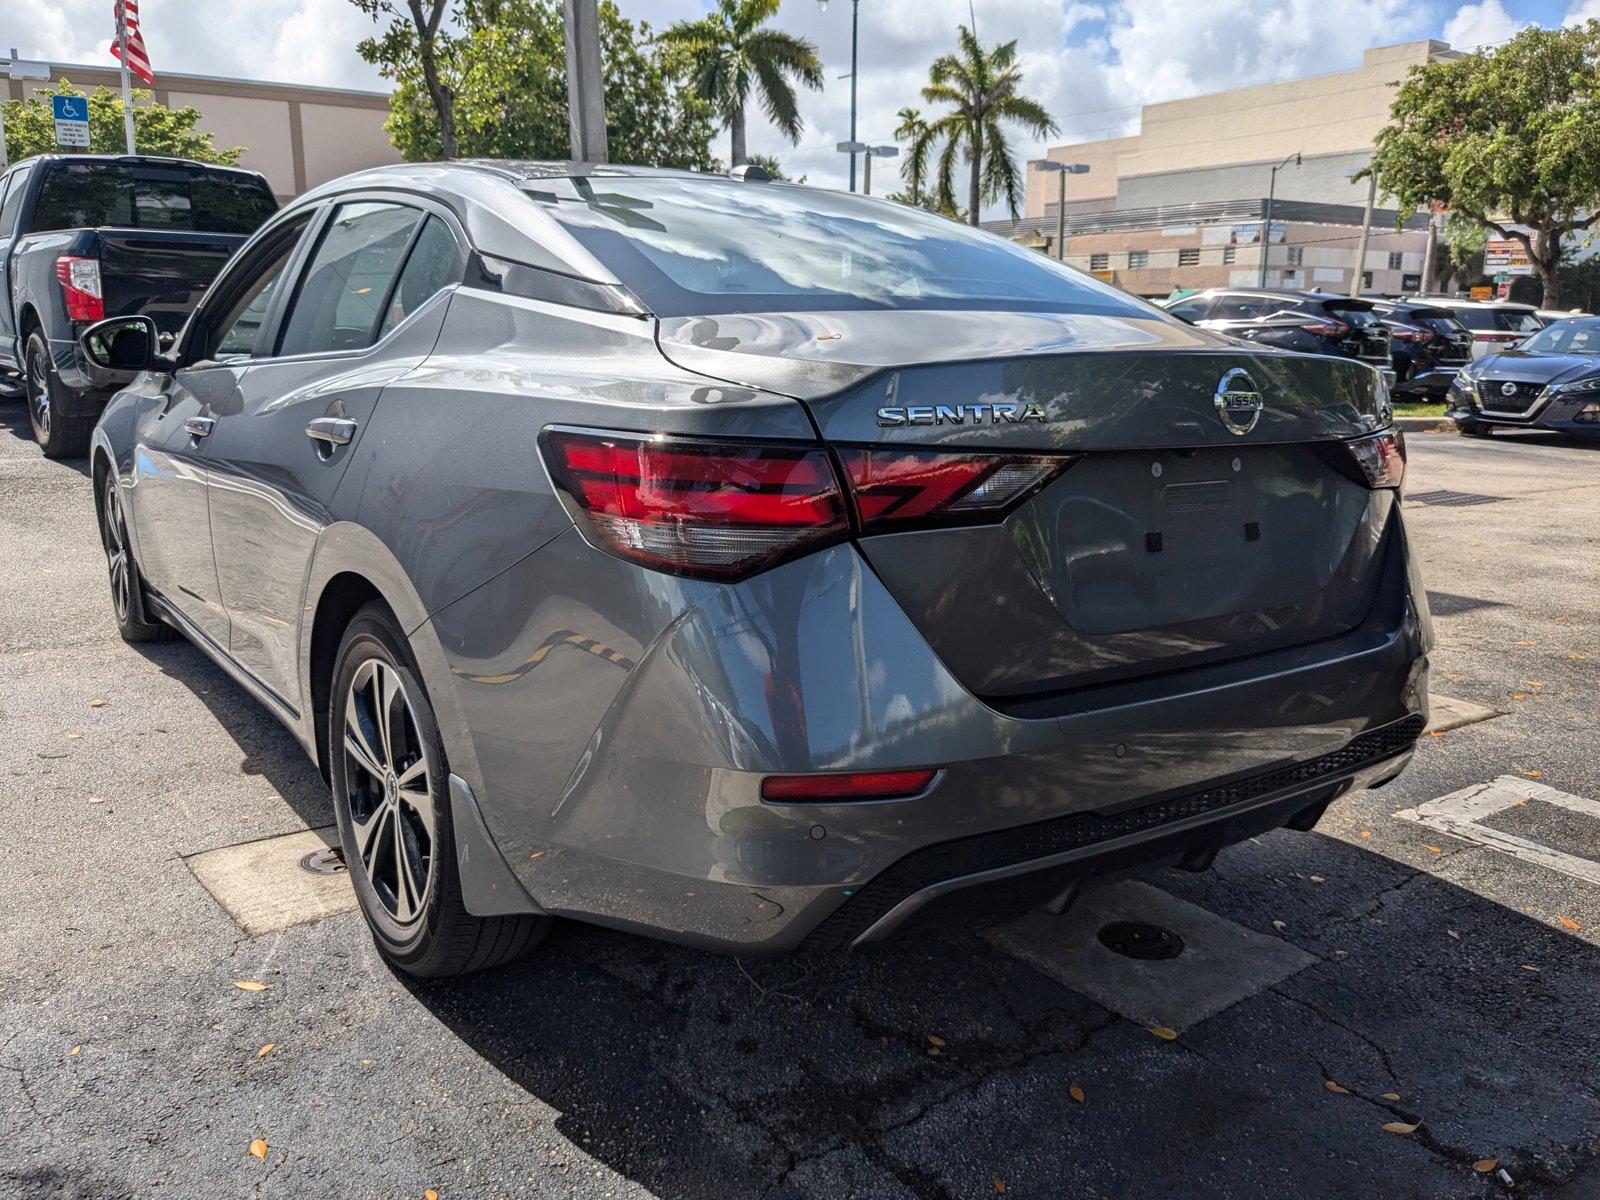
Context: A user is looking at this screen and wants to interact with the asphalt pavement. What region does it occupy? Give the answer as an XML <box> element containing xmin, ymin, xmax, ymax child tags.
<box><xmin>2</xmin><ymin>408</ymin><xmax>1598</xmax><ymax>1200</ymax></box>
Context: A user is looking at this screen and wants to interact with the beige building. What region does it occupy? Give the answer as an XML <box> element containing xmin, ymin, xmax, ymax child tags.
<box><xmin>7</xmin><ymin>61</ymin><xmax>400</xmax><ymax>201</ymax></box>
<box><xmin>1002</xmin><ymin>40</ymin><xmax>1459</xmax><ymax>297</ymax></box>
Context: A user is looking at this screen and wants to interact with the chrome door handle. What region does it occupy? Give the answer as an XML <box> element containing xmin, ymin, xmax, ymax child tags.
<box><xmin>184</xmin><ymin>416</ymin><xmax>215</xmax><ymax>439</ymax></box>
<box><xmin>306</xmin><ymin>417</ymin><xmax>358</xmax><ymax>446</ymax></box>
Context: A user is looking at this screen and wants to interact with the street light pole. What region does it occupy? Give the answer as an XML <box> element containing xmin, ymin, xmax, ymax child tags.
<box><xmin>1028</xmin><ymin>160</ymin><xmax>1089</xmax><ymax>261</ymax></box>
<box><xmin>563</xmin><ymin>0</ymin><xmax>608</xmax><ymax>162</ymax></box>
<box><xmin>838</xmin><ymin>141</ymin><xmax>897</xmax><ymax>195</ymax></box>
<box><xmin>1258</xmin><ymin>151</ymin><xmax>1301</xmax><ymax>288</ymax></box>
<box><xmin>819</xmin><ymin>0</ymin><xmax>861</xmax><ymax>191</ymax></box>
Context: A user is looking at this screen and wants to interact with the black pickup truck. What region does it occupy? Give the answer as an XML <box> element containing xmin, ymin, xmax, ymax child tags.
<box><xmin>0</xmin><ymin>154</ymin><xmax>277</xmax><ymax>457</ymax></box>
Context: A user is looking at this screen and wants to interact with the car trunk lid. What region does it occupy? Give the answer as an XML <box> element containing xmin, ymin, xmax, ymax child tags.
<box><xmin>657</xmin><ymin>308</ymin><xmax>1394</xmax><ymax>698</ymax></box>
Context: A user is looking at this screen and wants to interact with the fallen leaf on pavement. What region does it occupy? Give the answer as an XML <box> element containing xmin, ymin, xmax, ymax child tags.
<box><xmin>1324</xmin><ymin>1080</ymin><xmax>1349</xmax><ymax>1094</ymax></box>
<box><xmin>1526</xmin><ymin>770</ymin><xmax>1544</xmax><ymax>779</ymax></box>
<box><xmin>1272</xmin><ymin>919</ymin><xmax>1286</xmax><ymax>932</ymax></box>
<box><xmin>1558</xmin><ymin>917</ymin><xmax>1582</xmax><ymax>932</ymax></box>
<box><xmin>1448</xmin><ymin>930</ymin><xmax>1460</xmax><ymax>940</ymax></box>
<box><xmin>1428</xmin><ymin>730</ymin><xmax>1445</xmax><ymax>739</ymax></box>
<box><xmin>233</xmin><ymin>981</ymin><xmax>269</xmax><ymax>992</ymax></box>
<box><xmin>1424</xmin><ymin>845</ymin><xmax>1443</xmax><ymax>855</ymax></box>
<box><xmin>248</xmin><ymin>1138</ymin><xmax>268</xmax><ymax>1162</ymax></box>
<box><xmin>1474</xmin><ymin>1159</ymin><xmax>1499</xmax><ymax>1173</ymax></box>
<box><xmin>67</xmin><ymin>732</ymin><xmax>83</xmax><ymax>740</ymax></box>
<box><xmin>1383</xmin><ymin>1121</ymin><xmax>1421</xmax><ymax>1135</ymax></box>
<box><xmin>1520</xmin><ymin>964</ymin><xmax>1540</xmax><ymax>973</ymax></box>
<box><xmin>994</xmin><ymin>1177</ymin><xmax>1007</xmax><ymax>1193</ymax></box>
<box><xmin>1360</xmin><ymin>830</ymin><xmax>1373</xmax><ymax>840</ymax></box>
<box><xmin>1524</xmin><ymin>680</ymin><xmax>1545</xmax><ymax>688</ymax></box>
<box><xmin>926</xmin><ymin>1035</ymin><xmax>945</xmax><ymax>1047</ymax></box>
<box><xmin>361</xmin><ymin>1058</ymin><xmax>374</xmax><ymax>1067</ymax></box>
<box><xmin>425</xmin><ymin>1191</ymin><xmax>439</xmax><ymax>1200</ymax></box>
<box><xmin>89</xmin><ymin>698</ymin><xmax>106</xmax><ymax>708</ymax></box>
<box><xmin>88</xmin><ymin>796</ymin><xmax>104</xmax><ymax>805</ymax></box>
<box><xmin>1147</xmin><ymin>1026</ymin><xmax>1179</xmax><ymax>1041</ymax></box>
<box><xmin>1069</xmin><ymin>1084</ymin><xmax>1085</xmax><ymax>1103</ymax></box>
<box><xmin>1062</xmin><ymin>945</ymin><xmax>1082</xmax><ymax>954</ymax></box>
<box><xmin>1381</xmin><ymin>1092</ymin><xmax>1401</xmax><ymax>1102</ymax></box>
<box><xmin>1309</xmin><ymin>875</ymin><xmax>1325</xmax><ymax>884</ymax></box>
<box><xmin>257</xmin><ymin>1044</ymin><xmax>275</xmax><ymax>1058</ymax></box>
<box><xmin>69</xmin><ymin>1045</ymin><xmax>81</xmax><ymax>1057</ymax></box>
<box><xmin>1512</xmin><ymin>693</ymin><xmax>1527</xmax><ymax>702</ymax></box>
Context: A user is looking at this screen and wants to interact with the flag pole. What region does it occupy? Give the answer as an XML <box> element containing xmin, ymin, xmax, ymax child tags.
<box><xmin>116</xmin><ymin>2</ymin><xmax>136</xmax><ymax>154</ymax></box>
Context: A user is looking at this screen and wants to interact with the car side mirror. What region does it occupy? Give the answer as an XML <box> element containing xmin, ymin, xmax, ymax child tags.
<box><xmin>80</xmin><ymin>315</ymin><xmax>161</xmax><ymax>374</ymax></box>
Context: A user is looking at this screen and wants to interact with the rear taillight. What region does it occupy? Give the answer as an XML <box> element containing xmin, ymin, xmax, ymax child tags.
<box><xmin>1391</xmin><ymin>326</ymin><xmax>1435</xmax><ymax>344</ymax></box>
<box><xmin>836</xmin><ymin>449</ymin><xmax>1075</xmax><ymax>532</ymax></box>
<box><xmin>1347</xmin><ymin>428</ymin><xmax>1405</xmax><ymax>489</ymax></box>
<box><xmin>55</xmin><ymin>256</ymin><xmax>104</xmax><ymax>322</ymax></box>
<box><xmin>761</xmin><ymin>768</ymin><xmax>938</xmax><ymax>803</ymax></box>
<box><xmin>541</xmin><ymin>428</ymin><xmax>1078</xmax><ymax>580</ymax></box>
<box><xmin>541</xmin><ymin>428</ymin><xmax>848</xmax><ymax>580</ymax></box>
<box><xmin>1302</xmin><ymin>320</ymin><xmax>1350</xmax><ymax>337</ymax></box>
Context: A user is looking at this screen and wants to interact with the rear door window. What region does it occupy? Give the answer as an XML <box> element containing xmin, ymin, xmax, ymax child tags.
<box><xmin>0</xmin><ymin>165</ymin><xmax>33</xmax><ymax>236</ymax></box>
<box><xmin>375</xmin><ymin>216</ymin><xmax>461</xmax><ymax>339</ymax></box>
<box><xmin>1211</xmin><ymin>296</ymin><xmax>1293</xmax><ymax>320</ymax></box>
<box><xmin>276</xmin><ymin>202</ymin><xmax>422</xmax><ymax>357</ymax></box>
<box><xmin>1496</xmin><ymin>310</ymin><xmax>1543</xmax><ymax>333</ymax></box>
<box><xmin>1164</xmin><ymin>296</ymin><xmax>1212</xmax><ymax>322</ymax></box>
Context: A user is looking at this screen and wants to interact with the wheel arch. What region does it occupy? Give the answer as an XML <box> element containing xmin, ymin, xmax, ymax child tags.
<box><xmin>300</xmin><ymin>523</ymin><xmax>480</xmax><ymax>793</ymax></box>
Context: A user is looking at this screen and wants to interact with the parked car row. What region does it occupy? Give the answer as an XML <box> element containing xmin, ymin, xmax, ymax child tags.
<box><xmin>5</xmin><ymin>153</ymin><xmax>1429</xmax><ymax>977</ymax></box>
<box><xmin>1160</xmin><ymin>288</ymin><xmax>1553</xmax><ymax>404</ymax></box>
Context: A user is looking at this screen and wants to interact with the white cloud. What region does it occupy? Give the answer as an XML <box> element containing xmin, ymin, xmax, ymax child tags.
<box><xmin>1565</xmin><ymin>0</ymin><xmax>1600</xmax><ymax>24</ymax></box>
<box><xmin>1442</xmin><ymin>0</ymin><xmax>1527</xmax><ymax>49</ymax></box>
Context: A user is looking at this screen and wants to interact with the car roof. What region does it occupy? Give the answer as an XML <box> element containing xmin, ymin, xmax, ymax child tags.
<box><xmin>1405</xmin><ymin>295</ymin><xmax>1537</xmax><ymax>312</ymax></box>
<box><xmin>5</xmin><ymin>152</ymin><xmax>269</xmax><ymax>182</ymax></box>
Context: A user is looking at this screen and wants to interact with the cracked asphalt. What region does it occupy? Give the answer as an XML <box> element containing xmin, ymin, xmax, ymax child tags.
<box><xmin>2</xmin><ymin>407</ymin><xmax>1598</xmax><ymax>1200</ymax></box>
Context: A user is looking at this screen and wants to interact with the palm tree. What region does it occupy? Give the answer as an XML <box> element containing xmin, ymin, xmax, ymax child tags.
<box><xmin>660</xmin><ymin>0</ymin><xmax>824</xmax><ymax>167</ymax></box>
<box><xmin>894</xmin><ymin>107</ymin><xmax>931</xmax><ymax>206</ymax></box>
<box><xmin>917</xmin><ymin>26</ymin><xmax>1058</xmax><ymax>225</ymax></box>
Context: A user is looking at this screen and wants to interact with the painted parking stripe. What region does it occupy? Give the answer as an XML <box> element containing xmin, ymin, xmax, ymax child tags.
<box><xmin>1395</xmin><ymin>777</ymin><xmax>1600</xmax><ymax>887</ymax></box>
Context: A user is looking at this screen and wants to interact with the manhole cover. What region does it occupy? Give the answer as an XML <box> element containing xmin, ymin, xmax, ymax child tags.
<box><xmin>1097</xmin><ymin>920</ymin><xmax>1185</xmax><ymax>961</ymax></box>
<box><xmin>298</xmin><ymin>846</ymin><xmax>347</xmax><ymax>876</ymax></box>
<box><xmin>1407</xmin><ymin>490</ymin><xmax>1507</xmax><ymax>508</ymax></box>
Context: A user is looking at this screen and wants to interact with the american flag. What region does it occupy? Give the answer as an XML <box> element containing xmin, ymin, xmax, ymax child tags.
<box><xmin>110</xmin><ymin>0</ymin><xmax>155</xmax><ymax>86</ymax></box>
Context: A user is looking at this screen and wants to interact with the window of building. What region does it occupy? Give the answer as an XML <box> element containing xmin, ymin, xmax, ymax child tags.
<box><xmin>1388</xmin><ymin>251</ymin><xmax>1404</xmax><ymax>271</ymax></box>
<box><xmin>1178</xmin><ymin>247</ymin><xmax>1200</xmax><ymax>267</ymax></box>
<box><xmin>1222</xmin><ymin>244</ymin><xmax>1236</xmax><ymax>265</ymax></box>
<box><xmin>1089</xmin><ymin>252</ymin><xmax>1109</xmax><ymax>271</ymax></box>
<box><xmin>1285</xmin><ymin>245</ymin><xmax>1304</xmax><ymax>266</ymax></box>
<box><xmin>1128</xmin><ymin>249</ymin><xmax>1149</xmax><ymax>270</ymax></box>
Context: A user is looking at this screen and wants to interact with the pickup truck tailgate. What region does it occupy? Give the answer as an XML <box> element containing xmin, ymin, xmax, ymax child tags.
<box><xmin>96</xmin><ymin>230</ymin><xmax>247</xmax><ymax>336</ymax></box>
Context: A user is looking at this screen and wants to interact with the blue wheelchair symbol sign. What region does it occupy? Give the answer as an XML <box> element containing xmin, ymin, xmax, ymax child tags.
<box><xmin>53</xmin><ymin>96</ymin><xmax>88</xmax><ymax>122</ymax></box>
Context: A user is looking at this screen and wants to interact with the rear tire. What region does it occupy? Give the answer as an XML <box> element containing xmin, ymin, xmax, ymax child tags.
<box><xmin>25</xmin><ymin>332</ymin><xmax>93</xmax><ymax>459</ymax></box>
<box><xmin>329</xmin><ymin>602</ymin><xmax>548</xmax><ymax>977</ymax></box>
<box><xmin>98</xmin><ymin>470</ymin><xmax>175</xmax><ymax>644</ymax></box>
<box><xmin>1458</xmin><ymin>420</ymin><xmax>1494</xmax><ymax>438</ymax></box>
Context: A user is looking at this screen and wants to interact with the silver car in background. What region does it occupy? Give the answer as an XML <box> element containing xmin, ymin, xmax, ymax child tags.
<box><xmin>81</xmin><ymin>162</ymin><xmax>1430</xmax><ymax>976</ymax></box>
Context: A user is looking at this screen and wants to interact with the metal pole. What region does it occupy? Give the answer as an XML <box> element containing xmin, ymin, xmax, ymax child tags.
<box><xmin>563</xmin><ymin>0</ymin><xmax>608</xmax><ymax>163</ymax></box>
<box><xmin>1055</xmin><ymin>170</ymin><xmax>1066</xmax><ymax>261</ymax></box>
<box><xmin>848</xmin><ymin>0</ymin><xmax>859</xmax><ymax>192</ymax></box>
<box><xmin>1351</xmin><ymin>171</ymin><xmax>1377</xmax><ymax>298</ymax></box>
<box><xmin>1420</xmin><ymin>207</ymin><xmax>1440</xmax><ymax>294</ymax></box>
<box><xmin>117</xmin><ymin>4</ymin><xmax>136</xmax><ymax>154</ymax></box>
<box><xmin>1258</xmin><ymin>166</ymin><xmax>1278</xmax><ymax>288</ymax></box>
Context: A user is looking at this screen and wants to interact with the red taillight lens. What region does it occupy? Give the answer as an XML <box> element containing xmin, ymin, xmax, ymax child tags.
<box><xmin>55</xmin><ymin>256</ymin><xmax>104</xmax><ymax>322</ymax></box>
<box><xmin>1303</xmin><ymin>320</ymin><xmax>1350</xmax><ymax>337</ymax></box>
<box><xmin>761</xmin><ymin>768</ymin><xmax>938</xmax><ymax>803</ymax></box>
<box><xmin>1347</xmin><ymin>428</ymin><xmax>1405</xmax><ymax>489</ymax></box>
<box><xmin>541</xmin><ymin>428</ymin><xmax>849</xmax><ymax>579</ymax></box>
<box><xmin>1391</xmin><ymin>326</ymin><xmax>1435</xmax><ymax>344</ymax></box>
<box><xmin>837</xmin><ymin>449</ymin><xmax>1075</xmax><ymax>532</ymax></box>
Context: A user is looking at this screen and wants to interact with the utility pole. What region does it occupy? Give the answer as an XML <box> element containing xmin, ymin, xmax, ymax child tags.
<box><xmin>1348</xmin><ymin>168</ymin><xmax>1378</xmax><ymax>298</ymax></box>
<box><xmin>1258</xmin><ymin>152</ymin><xmax>1300</xmax><ymax>287</ymax></box>
<box><xmin>818</xmin><ymin>0</ymin><xmax>861</xmax><ymax>191</ymax></box>
<box><xmin>563</xmin><ymin>0</ymin><xmax>607</xmax><ymax>162</ymax></box>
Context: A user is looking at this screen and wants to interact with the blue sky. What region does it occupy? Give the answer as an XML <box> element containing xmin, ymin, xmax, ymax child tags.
<box><xmin>4</xmin><ymin>0</ymin><xmax>1595</xmax><ymax>193</ymax></box>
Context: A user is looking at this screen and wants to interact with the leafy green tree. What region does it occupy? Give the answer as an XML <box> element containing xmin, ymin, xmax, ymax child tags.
<box><xmin>1367</xmin><ymin>22</ymin><xmax>1600</xmax><ymax>306</ymax></box>
<box><xmin>365</xmin><ymin>0</ymin><xmax>719</xmax><ymax>170</ymax></box>
<box><xmin>660</xmin><ymin>0</ymin><xmax>823</xmax><ymax>167</ymax></box>
<box><xmin>893</xmin><ymin>106</ymin><xmax>930</xmax><ymax>206</ymax></box>
<box><xmin>1</xmin><ymin>81</ymin><xmax>242</xmax><ymax>163</ymax></box>
<box><xmin>353</xmin><ymin>0</ymin><xmax>457</xmax><ymax>157</ymax></box>
<box><xmin>912</xmin><ymin>26</ymin><xmax>1057</xmax><ymax>226</ymax></box>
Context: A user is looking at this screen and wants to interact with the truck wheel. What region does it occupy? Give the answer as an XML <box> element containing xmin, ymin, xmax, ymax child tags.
<box><xmin>25</xmin><ymin>332</ymin><xmax>94</xmax><ymax>459</ymax></box>
<box><xmin>329</xmin><ymin>602</ymin><xmax>549</xmax><ymax>977</ymax></box>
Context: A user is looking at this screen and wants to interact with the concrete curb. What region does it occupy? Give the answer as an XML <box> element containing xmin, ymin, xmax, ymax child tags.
<box><xmin>1396</xmin><ymin>416</ymin><xmax>1456</xmax><ymax>434</ymax></box>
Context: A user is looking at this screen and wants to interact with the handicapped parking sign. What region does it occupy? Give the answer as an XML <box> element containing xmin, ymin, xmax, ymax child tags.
<box><xmin>52</xmin><ymin>94</ymin><xmax>91</xmax><ymax>147</ymax></box>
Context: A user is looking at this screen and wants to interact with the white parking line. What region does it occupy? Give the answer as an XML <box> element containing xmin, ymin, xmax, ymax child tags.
<box><xmin>1395</xmin><ymin>776</ymin><xmax>1600</xmax><ymax>887</ymax></box>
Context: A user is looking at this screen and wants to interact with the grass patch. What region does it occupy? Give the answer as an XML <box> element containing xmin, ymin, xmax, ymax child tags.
<box><xmin>1394</xmin><ymin>400</ymin><xmax>1447</xmax><ymax>418</ymax></box>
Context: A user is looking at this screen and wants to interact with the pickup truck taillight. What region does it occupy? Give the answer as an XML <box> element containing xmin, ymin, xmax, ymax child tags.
<box><xmin>55</xmin><ymin>257</ymin><xmax>104</xmax><ymax>322</ymax></box>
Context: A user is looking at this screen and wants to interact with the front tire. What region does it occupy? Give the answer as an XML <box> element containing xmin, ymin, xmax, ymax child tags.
<box><xmin>1458</xmin><ymin>420</ymin><xmax>1495</xmax><ymax>438</ymax></box>
<box><xmin>99</xmin><ymin>470</ymin><xmax>174</xmax><ymax>644</ymax></box>
<box><xmin>329</xmin><ymin>602</ymin><xmax>547</xmax><ymax>977</ymax></box>
<box><xmin>25</xmin><ymin>332</ymin><xmax>93</xmax><ymax>459</ymax></box>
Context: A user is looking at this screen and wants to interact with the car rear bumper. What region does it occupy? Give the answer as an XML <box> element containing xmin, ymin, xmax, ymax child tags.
<box><xmin>428</xmin><ymin>515</ymin><xmax>1430</xmax><ymax>956</ymax></box>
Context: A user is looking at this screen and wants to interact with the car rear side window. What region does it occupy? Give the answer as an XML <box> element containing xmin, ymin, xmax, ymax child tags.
<box><xmin>375</xmin><ymin>216</ymin><xmax>460</xmax><ymax>339</ymax></box>
<box><xmin>277</xmin><ymin>202</ymin><xmax>422</xmax><ymax>357</ymax></box>
<box><xmin>29</xmin><ymin>162</ymin><xmax>277</xmax><ymax>234</ymax></box>
<box><xmin>0</xmin><ymin>166</ymin><xmax>33</xmax><ymax>237</ymax></box>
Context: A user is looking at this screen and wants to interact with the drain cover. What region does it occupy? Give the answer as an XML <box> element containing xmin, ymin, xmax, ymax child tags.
<box><xmin>1096</xmin><ymin>920</ymin><xmax>1185</xmax><ymax>961</ymax></box>
<box><xmin>1407</xmin><ymin>490</ymin><xmax>1507</xmax><ymax>508</ymax></box>
<box><xmin>298</xmin><ymin>846</ymin><xmax>347</xmax><ymax>876</ymax></box>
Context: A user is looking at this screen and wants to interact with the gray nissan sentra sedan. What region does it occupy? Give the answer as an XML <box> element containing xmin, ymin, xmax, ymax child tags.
<box><xmin>78</xmin><ymin>161</ymin><xmax>1431</xmax><ymax>976</ymax></box>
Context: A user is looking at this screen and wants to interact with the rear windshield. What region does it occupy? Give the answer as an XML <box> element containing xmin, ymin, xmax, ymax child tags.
<box><xmin>29</xmin><ymin>161</ymin><xmax>278</xmax><ymax>235</ymax></box>
<box><xmin>1324</xmin><ymin>303</ymin><xmax>1379</xmax><ymax>327</ymax></box>
<box><xmin>534</xmin><ymin>177</ymin><xmax>1149</xmax><ymax>318</ymax></box>
<box><xmin>1449</xmin><ymin>306</ymin><xmax>1542</xmax><ymax>333</ymax></box>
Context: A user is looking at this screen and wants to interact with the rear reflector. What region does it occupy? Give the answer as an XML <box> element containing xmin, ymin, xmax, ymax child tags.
<box><xmin>760</xmin><ymin>768</ymin><xmax>938</xmax><ymax>803</ymax></box>
<box><xmin>541</xmin><ymin>428</ymin><xmax>849</xmax><ymax>579</ymax></box>
<box><xmin>1346</xmin><ymin>428</ymin><xmax>1406</xmax><ymax>489</ymax></box>
<box><xmin>55</xmin><ymin>256</ymin><xmax>104</xmax><ymax>322</ymax></box>
<box><xmin>837</xmin><ymin>449</ymin><xmax>1076</xmax><ymax>531</ymax></box>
